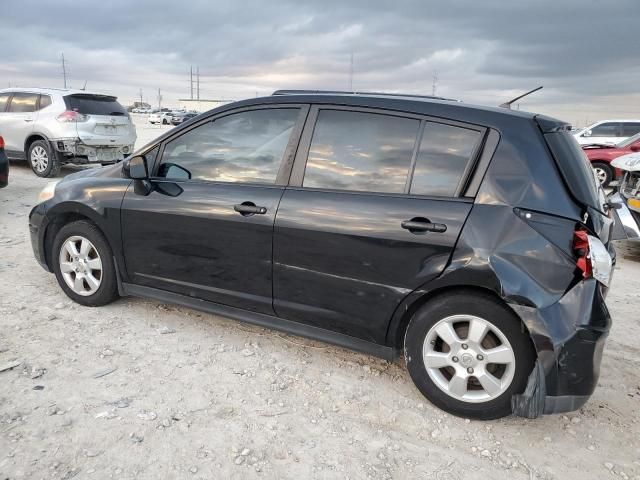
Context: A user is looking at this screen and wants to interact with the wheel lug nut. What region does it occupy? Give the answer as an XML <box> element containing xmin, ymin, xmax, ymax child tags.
<box><xmin>467</xmin><ymin>367</ymin><xmax>474</xmax><ymax>374</ymax></box>
<box><xmin>451</xmin><ymin>356</ymin><xmax>459</xmax><ymax>363</ymax></box>
<box><xmin>461</xmin><ymin>344</ymin><xmax>468</xmax><ymax>350</ymax></box>
<box><xmin>477</xmin><ymin>354</ymin><xmax>484</xmax><ymax>361</ymax></box>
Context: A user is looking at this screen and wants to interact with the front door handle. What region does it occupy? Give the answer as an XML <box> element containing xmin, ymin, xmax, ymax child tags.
<box><xmin>401</xmin><ymin>219</ymin><xmax>447</xmax><ymax>233</ymax></box>
<box><xmin>234</xmin><ymin>203</ymin><xmax>267</xmax><ymax>216</ymax></box>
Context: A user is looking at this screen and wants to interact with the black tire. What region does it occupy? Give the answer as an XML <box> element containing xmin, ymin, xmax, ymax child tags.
<box><xmin>162</xmin><ymin>118</ymin><xmax>169</xmax><ymax>125</ymax></box>
<box><xmin>404</xmin><ymin>291</ymin><xmax>536</xmax><ymax>420</ymax></box>
<box><xmin>28</xmin><ymin>140</ymin><xmax>61</xmax><ymax>178</ymax></box>
<box><xmin>51</xmin><ymin>220</ymin><xmax>118</xmax><ymax>307</ymax></box>
<box><xmin>592</xmin><ymin>162</ymin><xmax>613</xmax><ymax>187</ymax></box>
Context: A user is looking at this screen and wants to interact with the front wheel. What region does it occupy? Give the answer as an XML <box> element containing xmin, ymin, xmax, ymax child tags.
<box><xmin>28</xmin><ymin>140</ymin><xmax>61</xmax><ymax>178</ymax></box>
<box><xmin>51</xmin><ymin>220</ymin><xmax>118</xmax><ymax>306</ymax></box>
<box><xmin>404</xmin><ymin>291</ymin><xmax>535</xmax><ymax>419</ymax></box>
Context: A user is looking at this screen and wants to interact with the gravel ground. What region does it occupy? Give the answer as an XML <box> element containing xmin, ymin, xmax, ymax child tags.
<box><xmin>1</xmin><ymin>117</ymin><xmax>639</xmax><ymax>479</ymax></box>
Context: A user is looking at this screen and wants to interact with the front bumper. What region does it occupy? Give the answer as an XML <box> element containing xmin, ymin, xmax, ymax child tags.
<box><xmin>0</xmin><ymin>149</ymin><xmax>8</xmax><ymax>188</ymax></box>
<box><xmin>610</xmin><ymin>192</ymin><xmax>640</xmax><ymax>240</ymax></box>
<box><xmin>29</xmin><ymin>202</ymin><xmax>51</xmax><ymax>272</ymax></box>
<box><xmin>511</xmin><ymin>277</ymin><xmax>611</xmax><ymax>417</ymax></box>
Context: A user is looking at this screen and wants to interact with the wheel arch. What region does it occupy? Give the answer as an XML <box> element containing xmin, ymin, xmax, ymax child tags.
<box><xmin>24</xmin><ymin>133</ymin><xmax>50</xmax><ymax>155</ymax></box>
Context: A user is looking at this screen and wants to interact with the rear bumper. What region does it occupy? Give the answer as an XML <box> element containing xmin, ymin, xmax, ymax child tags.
<box><xmin>51</xmin><ymin>138</ymin><xmax>134</xmax><ymax>164</ymax></box>
<box><xmin>511</xmin><ymin>277</ymin><xmax>611</xmax><ymax>417</ymax></box>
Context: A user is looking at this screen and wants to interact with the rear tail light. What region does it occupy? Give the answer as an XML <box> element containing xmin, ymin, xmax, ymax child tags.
<box><xmin>0</xmin><ymin>136</ymin><xmax>4</xmax><ymax>149</ymax></box>
<box><xmin>56</xmin><ymin>110</ymin><xmax>88</xmax><ymax>123</ymax></box>
<box><xmin>573</xmin><ymin>228</ymin><xmax>612</xmax><ymax>286</ymax></box>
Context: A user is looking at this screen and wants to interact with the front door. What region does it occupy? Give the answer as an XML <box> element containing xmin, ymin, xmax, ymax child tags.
<box><xmin>2</xmin><ymin>92</ymin><xmax>39</xmax><ymax>154</ymax></box>
<box><xmin>121</xmin><ymin>106</ymin><xmax>306</xmax><ymax>314</ymax></box>
<box><xmin>273</xmin><ymin>107</ymin><xmax>485</xmax><ymax>343</ymax></box>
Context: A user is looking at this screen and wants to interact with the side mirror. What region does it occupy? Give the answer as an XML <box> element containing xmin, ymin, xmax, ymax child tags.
<box><xmin>126</xmin><ymin>155</ymin><xmax>148</xmax><ymax>180</ymax></box>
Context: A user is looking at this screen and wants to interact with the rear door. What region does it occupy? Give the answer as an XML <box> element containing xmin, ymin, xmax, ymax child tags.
<box><xmin>2</xmin><ymin>92</ymin><xmax>39</xmax><ymax>154</ymax></box>
<box><xmin>273</xmin><ymin>106</ymin><xmax>485</xmax><ymax>343</ymax></box>
<box><xmin>121</xmin><ymin>105</ymin><xmax>307</xmax><ymax>314</ymax></box>
<box><xmin>63</xmin><ymin>94</ymin><xmax>136</xmax><ymax>157</ymax></box>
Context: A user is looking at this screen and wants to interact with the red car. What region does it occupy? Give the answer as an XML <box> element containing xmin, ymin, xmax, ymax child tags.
<box><xmin>583</xmin><ymin>132</ymin><xmax>640</xmax><ymax>186</ymax></box>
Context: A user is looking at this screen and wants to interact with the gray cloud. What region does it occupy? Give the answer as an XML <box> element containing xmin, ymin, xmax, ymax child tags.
<box><xmin>1</xmin><ymin>0</ymin><xmax>638</xmax><ymax>126</ymax></box>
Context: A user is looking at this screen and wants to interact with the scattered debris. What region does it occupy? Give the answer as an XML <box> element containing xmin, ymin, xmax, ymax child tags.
<box><xmin>0</xmin><ymin>360</ymin><xmax>21</xmax><ymax>373</ymax></box>
<box><xmin>137</xmin><ymin>410</ymin><xmax>157</xmax><ymax>421</ymax></box>
<box><xmin>92</xmin><ymin>366</ymin><xmax>117</xmax><ymax>379</ymax></box>
<box><xmin>159</xmin><ymin>326</ymin><xmax>176</xmax><ymax>334</ymax></box>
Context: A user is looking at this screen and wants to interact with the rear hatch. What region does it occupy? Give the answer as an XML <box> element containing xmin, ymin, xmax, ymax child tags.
<box><xmin>541</xmin><ymin>122</ymin><xmax>613</xmax><ymax>244</ymax></box>
<box><xmin>64</xmin><ymin>94</ymin><xmax>136</xmax><ymax>147</ymax></box>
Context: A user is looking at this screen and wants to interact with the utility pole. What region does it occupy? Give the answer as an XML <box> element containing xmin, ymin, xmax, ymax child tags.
<box><xmin>349</xmin><ymin>52</ymin><xmax>354</xmax><ymax>92</ymax></box>
<box><xmin>196</xmin><ymin>66</ymin><xmax>200</xmax><ymax>100</ymax></box>
<box><xmin>61</xmin><ymin>53</ymin><xmax>68</xmax><ymax>88</ymax></box>
<box><xmin>190</xmin><ymin>66</ymin><xmax>193</xmax><ymax>100</ymax></box>
<box><xmin>432</xmin><ymin>70</ymin><xmax>438</xmax><ymax>97</ymax></box>
<box><xmin>139</xmin><ymin>88</ymin><xmax>143</xmax><ymax>105</ymax></box>
<box><xmin>157</xmin><ymin>88</ymin><xmax>162</xmax><ymax>109</ymax></box>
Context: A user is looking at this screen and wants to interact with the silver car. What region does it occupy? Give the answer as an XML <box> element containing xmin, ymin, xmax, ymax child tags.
<box><xmin>0</xmin><ymin>87</ymin><xmax>136</xmax><ymax>177</ymax></box>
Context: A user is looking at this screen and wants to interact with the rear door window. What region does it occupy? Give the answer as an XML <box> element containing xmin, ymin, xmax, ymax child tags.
<box><xmin>0</xmin><ymin>93</ymin><xmax>10</xmax><ymax>112</ymax></box>
<box><xmin>621</xmin><ymin>122</ymin><xmax>640</xmax><ymax>137</ymax></box>
<box><xmin>410</xmin><ymin>122</ymin><xmax>482</xmax><ymax>197</ymax></box>
<box><xmin>8</xmin><ymin>93</ymin><xmax>38</xmax><ymax>113</ymax></box>
<box><xmin>302</xmin><ymin>110</ymin><xmax>420</xmax><ymax>193</ymax></box>
<box><xmin>39</xmin><ymin>95</ymin><xmax>52</xmax><ymax>110</ymax></box>
<box><xmin>63</xmin><ymin>94</ymin><xmax>127</xmax><ymax>116</ymax></box>
<box><xmin>590</xmin><ymin>122</ymin><xmax>620</xmax><ymax>137</ymax></box>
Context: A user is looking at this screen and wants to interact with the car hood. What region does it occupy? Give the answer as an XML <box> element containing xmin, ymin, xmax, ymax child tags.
<box><xmin>611</xmin><ymin>152</ymin><xmax>640</xmax><ymax>172</ymax></box>
<box><xmin>60</xmin><ymin>163</ymin><xmax>125</xmax><ymax>183</ymax></box>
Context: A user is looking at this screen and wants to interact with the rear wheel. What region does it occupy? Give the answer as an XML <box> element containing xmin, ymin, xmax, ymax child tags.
<box><xmin>28</xmin><ymin>140</ymin><xmax>61</xmax><ymax>178</ymax></box>
<box><xmin>404</xmin><ymin>291</ymin><xmax>535</xmax><ymax>419</ymax></box>
<box><xmin>592</xmin><ymin>162</ymin><xmax>613</xmax><ymax>187</ymax></box>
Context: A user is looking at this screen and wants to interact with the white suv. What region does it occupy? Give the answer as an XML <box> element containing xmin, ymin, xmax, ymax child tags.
<box><xmin>0</xmin><ymin>87</ymin><xmax>136</xmax><ymax>177</ymax></box>
<box><xmin>574</xmin><ymin>120</ymin><xmax>640</xmax><ymax>146</ymax></box>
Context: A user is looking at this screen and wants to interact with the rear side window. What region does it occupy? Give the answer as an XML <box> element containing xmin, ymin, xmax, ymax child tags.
<box><xmin>8</xmin><ymin>93</ymin><xmax>38</xmax><ymax>113</ymax></box>
<box><xmin>410</xmin><ymin>122</ymin><xmax>482</xmax><ymax>197</ymax></box>
<box><xmin>39</xmin><ymin>95</ymin><xmax>52</xmax><ymax>110</ymax></box>
<box><xmin>622</xmin><ymin>122</ymin><xmax>640</xmax><ymax>137</ymax></box>
<box><xmin>303</xmin><ymin>110</ymin><xmax>420</xmax><ymax>193</ymax></box>
<box><xmin>64</xmin><ymin>94</ymin><xmax>127</xmax><ymax>116</ymax></box>
<box><xmin>0</xmin><ymin>93</ymin><xmax>9</xmax><ymax>112</ymax></box>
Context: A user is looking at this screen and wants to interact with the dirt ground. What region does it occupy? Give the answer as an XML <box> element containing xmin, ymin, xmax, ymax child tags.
<box><xmin>1</xmin><ymin>117</ymin><xmax>639</xmax><ymax>479</ymax></box>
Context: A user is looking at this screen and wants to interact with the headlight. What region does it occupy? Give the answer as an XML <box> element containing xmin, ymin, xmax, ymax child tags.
<box><xmin>38</xmin><ymin>181</ymin><xmax>59</xmax><ymax>202</ymax></box>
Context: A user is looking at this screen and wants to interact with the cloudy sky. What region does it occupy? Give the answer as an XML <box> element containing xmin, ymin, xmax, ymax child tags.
<box><xmin>2</xmin><ymin>0</ymin><xmax>638</xmax><ymax>126</ymax></box>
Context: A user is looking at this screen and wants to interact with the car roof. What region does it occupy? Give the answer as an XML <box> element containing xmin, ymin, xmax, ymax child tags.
<box><xmin>213</xmin><ymin>91</ymin><xmax>569</xmax><ymax>133</ymax></box>
<box><xmin>0</xmin><ymin>86</ymin><xmax>117</xmax><ymax>97</ymax></box>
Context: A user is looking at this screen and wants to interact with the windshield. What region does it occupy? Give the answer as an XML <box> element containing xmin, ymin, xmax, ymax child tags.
<box><xmin>617</xmin><ymin>132</ymin><xmax>640</xmax><ymax>148</ymax></box>
<box><xmin>63</xmin><ymin>94</ymin><xmax>127</xmax><ymax>116</ymax></box>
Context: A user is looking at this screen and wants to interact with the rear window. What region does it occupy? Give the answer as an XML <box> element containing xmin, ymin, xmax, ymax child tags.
<box><xmin>63</xmin><ymin>94</ymin><xmax>127</xmax><ymax>116</ymax></box>
<box><xmin>545</xmin><ymin>132</ymin><xmax>603</xmax><ymax>212</ymax></box>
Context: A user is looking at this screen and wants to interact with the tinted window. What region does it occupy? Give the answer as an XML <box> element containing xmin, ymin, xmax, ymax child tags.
<box><xmin>8</xmin><ymin>93</ymin><xmax>38</xmax><ymax>113</ymax></box>
<box><xmin>158</xmin><ymin>108</ymin><xmax>299</xmax><ymax>184</ymax></box>
<box><xmin>590</xmin><ymin>122</ymin><xmax>620</xmax><ymax>137</ymax></box>
<box><xmin>64</xmin><ymin>94</ymin><xmax>127</xmax><ymax>116</ymax></box>
<box><xmin>303</xmin><ymin>110</ymin><xmax>419</xmax><ymax>193</ymax></box>
<box><xmin>0</xmin><ymin>94</ymin><xmax>9</xmax><ymax>112</ymax></box>
<box><xmin>621</xmin><ymin>122</ymin><xmax>640</xmax><ymax>137</ymax></box>
<box><xmin>39</xmin><ymin>95</ymin><xmax>52</xmax><ymax>110</ymax></box>
<box><xmin>410</xmin><ymin>123</ymin><xmax>482</xmax><ymax>197</ymax></box>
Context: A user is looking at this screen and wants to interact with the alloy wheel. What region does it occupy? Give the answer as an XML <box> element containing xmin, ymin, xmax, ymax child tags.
<box><xmin>31</xmin><ymin>145</ymin><xmax>49</xmax><ymax>173</ymax></box>
<box><xmin>422</xmin><ymin>315</ymin><xmax>516</xmax><ymax>403</ymax></box>
<box><xmin>58</xmin><ymin>235</ymin><xmax>103</xmax><ymax>296</ymax></box>
<box><xmin>594</xmin><ymin>167</ymin><xmax>608</xmax><ymax>184</ymax></box>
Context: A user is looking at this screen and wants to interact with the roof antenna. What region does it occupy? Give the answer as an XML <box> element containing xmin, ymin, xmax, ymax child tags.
<box><xmin>500</xmin><ymin>86</ymin><xmax>543</xmax><ymax>109</ymax></box>
<box><xmin>81</xmin><ymin>80</ymin><xmax>87</xmax><ymax>91</ymax></box>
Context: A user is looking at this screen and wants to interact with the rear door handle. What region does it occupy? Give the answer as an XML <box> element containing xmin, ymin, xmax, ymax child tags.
<box><xmin>401</xmin><ymin>219</ymin><xmax>447</xmax><ymax>233</ymax></box>
<box><xmin>234</xmin><ymin>203</ymin><xmax>267</xmax><ymax>216</ymax></box>
<box><xmin>24</xmin><ymin>118</ymin><xmax>33</xmax><ymax>122</ymax></box>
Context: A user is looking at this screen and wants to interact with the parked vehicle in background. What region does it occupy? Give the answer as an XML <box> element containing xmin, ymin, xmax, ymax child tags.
<box><xmin>0</xmin><ymin>87</ymin><xmax>136</xmax><ymax>177</ymax></box>
<box><xmin>148</xmin><ymin>111</ymin><xmax>174</xmax><ymax>125</ymax></box>
<box><xmin>29</xmin><ymin>90</ymin><xmax>614</xmax><ymax>419</ymax></box>
<box><xmin>609</xmin><ymin>152</ymin><xmax>640</xmax><ymax>241</ymax></box>
<box><xmin>574</xmin><ymin>120</ymin><xmax>640</xmax><ymax>146</ymax></box>
<box><xmin>583</xmin><ymin>132</ymin><xmax>640</xmax><ymax>186</ymax></box>
<box><xmin>0</xmin><ymin>135</ymin><xmax>8</xmax><ymax>188</ymax></box>
<box><xmin>170</xmin><ymin>112</ymin><xmax>198</xmax><ymax>125</ymax></box>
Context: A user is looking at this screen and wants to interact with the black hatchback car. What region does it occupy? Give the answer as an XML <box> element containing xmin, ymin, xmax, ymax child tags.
<box><xmin>29</xmin><ymin>90</ymin><xmax>615</xmax><ymax>419</ymax></box>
